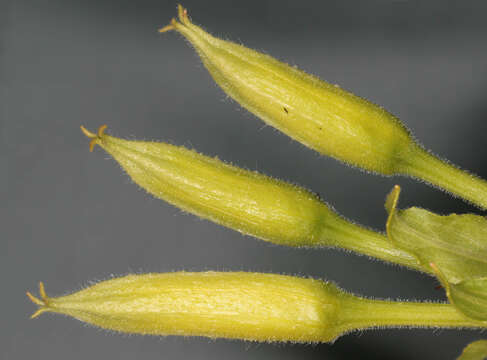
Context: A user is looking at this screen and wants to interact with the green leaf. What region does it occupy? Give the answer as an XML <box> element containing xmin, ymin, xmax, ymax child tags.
<box><xmin>457</xmin><ymin>340</ymin><xmax>487</xmax><ymax>360</ymax></box>
<box><xmin>386</xmin><ymin>186</ymin><xmax>487</xmax><ymax>320</ymax></box>
<box><xmin>449</xmin><ymin>278</ymin><xmax>487</xmax><ymax>321</ymax></box>
<box><xmin>386</xmin><ymin>186</ymin><xmax>487</xmax><ymax>284</ymax></box>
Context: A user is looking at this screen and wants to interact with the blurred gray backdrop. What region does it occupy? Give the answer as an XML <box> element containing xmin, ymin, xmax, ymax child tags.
<box><xmin>2</xmin><ymin>0</ymin><xmax>487</xmax><ymax>359</ymax></box>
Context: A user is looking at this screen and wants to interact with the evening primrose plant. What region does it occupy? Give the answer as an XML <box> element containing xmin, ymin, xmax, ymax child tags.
<box><xmin>28</xmin><ymin>5</ymin><xmax>487</xmax><ymax>358</ymax></box>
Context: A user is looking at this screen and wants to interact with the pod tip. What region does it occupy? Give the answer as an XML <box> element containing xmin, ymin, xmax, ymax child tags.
<box><xmin>177</xmin><ymin>4</ymin><xmax>189</xmax><ymax>24</ymax></box>
<box><xmin>27</xmin><ymin>282</ymin><xmax>50</xmax><ymax>319</ymax></box>
<box><xmin>80</xmin><ymin>125</ymin><xmax>96</xmax><ymax>139</ymax></box>
<box><xmin>26</xmin><ymin>291</ymin><xmax>43</xmax><ymax>306</ymax></box>
<box><xmin>158</xmin><ymin>5</ymin><xmax>190</xmax><ymax>33</ymax></box>
<box><xmin>159</xmin><ymin>18</ymin><xmax>177</xmax><ymax>33</ymax></box>
<box><xmin>80</xmin><ymin>125</ymin><xmax>107</xmax><ymax>152</ymax></box>
<box><xmin>97</xmin><ymin>124</ymin><xmax>107</xmax><ymax>137</ymax></box>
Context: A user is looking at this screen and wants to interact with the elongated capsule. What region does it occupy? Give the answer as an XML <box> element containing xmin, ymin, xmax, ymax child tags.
<box><xmin>27</xmin><ymin>272</ymin><xmax>486</xmax><ymax>342</ymax></box>
<box><xmin>160</xmin><ymin>5</ymin><xmax>487</xmax><ymax>209</ymax></box>
<box><xmin>81</xmin><ymin>125</ymin><xmax>419</xmax><ymax>269</ymax></box>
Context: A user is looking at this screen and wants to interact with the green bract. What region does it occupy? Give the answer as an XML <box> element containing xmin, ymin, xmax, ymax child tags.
<box><xmin>446</xmin><ymin>278</ymin><xmax>487</xmax><ymax>321</ymax></box>
<box><xmin>386</xmin><ymin>185</ymin><xmax>487</xmax><ymax>320</ymax></box>
<box><xmin>458</xmin><ymin>340</ymin><xmax>487</xmax><ymax>360</ymax></box>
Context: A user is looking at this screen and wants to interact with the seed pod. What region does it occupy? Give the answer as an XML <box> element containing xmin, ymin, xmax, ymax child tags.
<box><xmin>160</xmin><ymin>5</ymin><xmax>412</xmax><ymax>175</ymax></box>
<box><xmin>81</xmin><ymin>125</ymin><xmax>418</xmax><ymax>269</ymax></box>
<box><xmin>26</xmin><ymin>272</ymin><xmax>343</xmax><ymax>342</ymax></box>
<box><xmin>160</xmin><ymin>5</ymin><xmax>487</xmax><ymax>209</ymax></box>
<box><xmin>26</xmin><ymin>272</ymin><xmax>485</xmax><ymax>342</ymax></box>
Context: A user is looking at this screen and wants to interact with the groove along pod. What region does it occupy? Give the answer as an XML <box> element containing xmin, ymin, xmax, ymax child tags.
<box><xmin>81</xmin><ymin>125</ymin><xmax>418</xmax><ymax>269</ymax></box>
<box><xmin>26</xmin><ymin>272</ymin><xmax>486</xmax><ymax>342</ymax></box>
<box><xmin>160</xmin><ymin>5</ymin><xmax>487</xmax><ymax>209</ymax></box>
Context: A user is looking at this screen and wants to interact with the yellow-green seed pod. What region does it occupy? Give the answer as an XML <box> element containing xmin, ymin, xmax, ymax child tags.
<box><xmin>27</xmin><ymin>272</ymin><xmax>486</xmax><ymax>342</ymax></box>
<box><xmin>159</xmin><ymin>5</ymin><xmax>487</xmax><ymax>209</ymax></box>
<box><xmin>81</xmin><ymin>125</ymin><xmax>419</xmax><ymax>269</ymax></box>
<box><xmin>160</xmin><ymin>5</ymin><xmax>413</xmax><ymax>175</ymax></box>
<box><xmin>27</xmin><ymin>272</ymin><xmax>343</xmax><ymax>342</ymax></box>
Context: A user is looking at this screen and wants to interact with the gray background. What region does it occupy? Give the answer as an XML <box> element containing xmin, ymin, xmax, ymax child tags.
<box><xmin>2</xmin><ymin>0</ymin><xmax>487</xmax><ymax>359</ymax></box>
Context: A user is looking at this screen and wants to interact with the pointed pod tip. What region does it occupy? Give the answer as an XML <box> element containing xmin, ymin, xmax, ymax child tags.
<box><xmin>97</xmin><ymin>124</ymin><xmax>107</xmax><ymax>137</ymax></box>
<box><xmin>26</xmin><ymin>291</ymin><xmax>44</xmax><ymax>306</ymax></box>
<box><xmin>159</xmin><ymin>5</ymin><xmax>189</xmax><ymax>33</ymax></box>
<box><xmin>177</xmin><ymin>4</ymin><xmax>189</xmax><ymax>23</ymax></box>
<box><xmin>80</xmin><ymin>125</ymin><xmax>96</xmax><ymax>139</ymax></box>
<box><xmin>30</xmin><ymin>308</ymin><xmax>48</xmax><ymax>319</ymax></box>
<box><xmin>80</xmin><ymin>125</ymin><xmax>107</xmax><ymax>152</ymax></box>
<box><xmin>39</xmin><ymin>281</ymin><xmax>48</xmax><ymax>302</ymax></box>
<box><xmin>26</xmin><ymin>282</ymin><xmax>49</xmax><ymax>304</ymax></box>
<box><xmin>158</xmin><ymin>19</ymin><xmax>177</xmax><ymax>33</ymax></box>
<box><xmin>27</xmin><ymin>282</ymin><xmax>51</xmax><ymax>319</ymax></box>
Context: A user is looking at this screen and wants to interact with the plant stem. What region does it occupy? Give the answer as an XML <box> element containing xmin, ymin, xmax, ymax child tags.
<box><xmin>401</xmin><ymin>145</ymin><xmax>487</xmax><ymax>210</ymax></box>
<box><xmin>319</xmin><ymin>216</ymin><xmax>425</xmax><ymax>272</ymax></box>
<box><xmin>339</xmin><ymin>297</ymin><xmax>487</xmax><ymax>334</ymax></box>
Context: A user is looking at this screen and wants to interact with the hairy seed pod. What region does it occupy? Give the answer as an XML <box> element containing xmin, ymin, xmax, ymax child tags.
<box><xmin>160</xmin><ymin>5</ymin><xmax>487</xmax><ymax>209</ymax></box>
<box><xmin>27</xmin><ymin>272</ymin><xmax>485</xmax><ymax>342</ymax></box>
<box><xmin>26</xmin><ymin>272</ymin><xmax>344</xmax><ymax>342</ymax></box>
<box><xmin>160</xmin><ymin>5</ymin><xmax>413</xmax><ymax>175</ymax></box>
<box><xmin>81</xmin><ymin>125</ymin><xmax>418</xmax><ymax>269</ymax></box>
